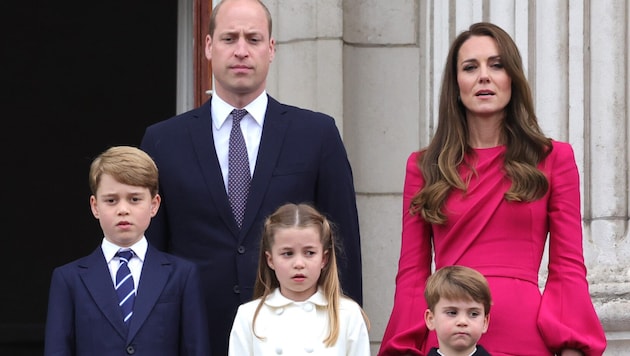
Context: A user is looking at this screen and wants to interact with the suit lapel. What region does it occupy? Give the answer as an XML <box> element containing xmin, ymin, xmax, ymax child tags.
<box><xmin>127</xmin><ymin>246</ymin><xmax>171</xmax><ymax>341</ymax></box>
<box><xmin>186</xmin><ymin>97</ymin><xmax>291</xmax><ymax>239</ymax></box>
<box><xmin>79</xmin><ymin>247</ymin><xmax>128</xmax><ymax>339</ymax></box>
<box><xmin>187</xmin><ymin>100</ymin><xmax>238</xmax><ymax>235</ymax></box>
<box><xmin>240</xmin><ymin>96</ymin><xmax>290</xmax><ymax>237</ymax></box>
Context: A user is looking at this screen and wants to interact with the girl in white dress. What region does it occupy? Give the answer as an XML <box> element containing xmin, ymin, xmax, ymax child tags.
<box><xmin>228</xmin><ymin>203</ymin><xmax>370</xmax><ymax>356</ymax></box>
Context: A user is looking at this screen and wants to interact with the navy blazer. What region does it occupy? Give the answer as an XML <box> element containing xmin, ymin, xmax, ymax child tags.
<box><xmin>140</xmin><ymin>95</ymin><xmax>362</xmax><ymax>356</ymax></box>
<box><xmin>44</xmin><ymin>245</ymin><xmax>210</xmax><ymax>356</ymax></box>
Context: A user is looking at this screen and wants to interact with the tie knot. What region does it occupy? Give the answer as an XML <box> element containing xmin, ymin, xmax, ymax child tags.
<box><xmin>116</xmin><ymin>250</ymin><xmax>134</xmax><ymax>263</ymax></box>
<box><xmin>231</xmin><ymin>109</ymin><xmax>248</xmax><ymax>124</ymax></box>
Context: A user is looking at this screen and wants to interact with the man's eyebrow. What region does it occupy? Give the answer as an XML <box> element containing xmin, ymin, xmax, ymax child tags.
<box><xmin>220</xmin><ymin>29</ymin><xmax>264</xmax><ymax>35</ymax></box>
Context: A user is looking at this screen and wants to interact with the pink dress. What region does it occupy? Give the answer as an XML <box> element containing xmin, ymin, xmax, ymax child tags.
<box><xmin>379</xmin><ymin>141</ymin><xmax>606</xmax><ymax>356</ymax></box>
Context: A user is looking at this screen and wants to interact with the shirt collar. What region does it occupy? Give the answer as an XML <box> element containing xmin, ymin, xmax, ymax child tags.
<box><xmin>101</xmin><ymin>237</ymin><xmax>148</xmax><ymax>263</ymax></box>
<box><xmin>436</xmin><ymin>347</ymin><xmax>478</xmax><ymax>356</ymax></box>
<box><xmin>264</xmin><ymin>287</ymin><xmax>328</xmax><ymax>308</ymax></box>
<box><xmin>211</xmin><ymin>91</ymin><xmax>267</xmax><ymax>130</ymax></box>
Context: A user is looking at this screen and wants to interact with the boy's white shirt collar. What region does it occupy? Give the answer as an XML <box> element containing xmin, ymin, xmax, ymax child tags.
<box><xmin>101</xmin><ymin>236</ymin><xmax>148</xmax><ymax>263</ymax></box>
<box><xmin>211</xmin><ymin>91</ymin><xmax>268</xmax><ymax>130</ymax></box>
<box><xmin>436</xmin><ymin>347</ymin><xmax>478</xmax><ymax>356</ymax></box>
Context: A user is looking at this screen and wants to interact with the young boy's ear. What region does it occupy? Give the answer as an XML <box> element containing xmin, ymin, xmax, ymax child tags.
<box><xmin>482</xmin><ymin>313</ymin><xmax>490</xmax><ymax>333</ymax></box>
<box><xmin>424</xmin><ymin>309</ymin><xmax>436</xmax><ymax>330</ymax></box>
<box><xmin>150</xmin><ymin>194</ymin><xmax>161</xmax><ymax>217</ymax></box>
<box><xmin>89</xmin><ymin>195</ymin><xmax>99</xmax><ymax>219</ymax></box>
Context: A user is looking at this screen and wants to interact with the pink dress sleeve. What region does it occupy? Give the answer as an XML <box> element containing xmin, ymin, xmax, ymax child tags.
<box><xmin>379</xmin><ymin>152</ymin><xmax>433</xmax><ymax>356</ymax></box>
<box><xmin>537</xmin><ymin>141</ymin><xmax>606</xmax><ymax>355</ymax></box>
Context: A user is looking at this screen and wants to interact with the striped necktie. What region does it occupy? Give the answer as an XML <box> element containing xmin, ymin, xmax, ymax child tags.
<box><xmin>115</xmin><ymin>250</ymin><xmax>135</xmax><ymax>325</ymax></box>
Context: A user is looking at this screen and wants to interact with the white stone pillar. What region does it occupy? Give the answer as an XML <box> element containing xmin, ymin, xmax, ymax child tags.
<box><xmin>342</xmin><ymin>1</ymin><xmax>419</xmax><ymax>354</ymax></box>
<box><xmin>586</xmin><ymin>1</ymin><xmax>630</xmax><ymax>353</ymax></box>
<box><xmin>264</xmin><ymin>0</ymin><xmax>345</xmax><ymax>131</ymax></box>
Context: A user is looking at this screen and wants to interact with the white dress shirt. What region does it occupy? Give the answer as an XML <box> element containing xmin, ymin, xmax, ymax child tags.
<box><xmin>211</xmin><ymin>92</ymin><xmax>267</xmax><ymax>190</ymax></box>
<box><xmin>228</xmin><ymin>288</ymin><xmax>370</xmax><ymax>356</ymax></box>
<box><xmin>101</xmin><ymin>237</ymin><xmax>147</xmax><ymax>290</ymax></box>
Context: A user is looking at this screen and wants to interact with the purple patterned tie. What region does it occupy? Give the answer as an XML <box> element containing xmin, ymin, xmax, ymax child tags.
<box><xmin>228</xmin><ymin>109</ymin><xmax>250</xmax><ymax>228</ymax></box>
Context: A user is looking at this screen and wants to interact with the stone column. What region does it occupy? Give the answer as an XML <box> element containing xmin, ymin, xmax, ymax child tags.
<box><xmin>265</xmin><ymin>0</ymin><xmax>345</xmax><ymax>131</ymax></box>
<box><xmin>585</xmin><ymin>1</ymin><xmax>630</xmax><ymax>352</ymax></box>
<box><xmin>342</xmin><ymin>1</ymin><xmax>419</xmax><ymax>355</ymax></box>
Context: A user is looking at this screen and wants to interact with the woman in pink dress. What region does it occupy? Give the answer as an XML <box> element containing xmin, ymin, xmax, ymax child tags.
<box><xmin>379</xmin><ymin>22</ymin><xmax>606</xmax><ymax>356</ymax></box>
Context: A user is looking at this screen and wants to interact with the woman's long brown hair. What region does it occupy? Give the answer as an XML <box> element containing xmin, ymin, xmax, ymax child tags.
<box><xmin>411</xmin><ymin>22</ymin><xmax>552</xmax><ymax>224</ymax></box>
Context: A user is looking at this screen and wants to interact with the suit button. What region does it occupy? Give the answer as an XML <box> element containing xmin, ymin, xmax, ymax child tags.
<box><xmin>233</xmin><ymin>285</ymin><xmax>240</xmax><ymax>294</ymax></box>
<box><xmin>126</xmin><ymin>345</ymin><xmax>135</xmax><ymax>354</ymax></box>
<box><xmin>237</xmin><ymin>246</ymin><xmax>246</xmax><ymax>254</ymax></box>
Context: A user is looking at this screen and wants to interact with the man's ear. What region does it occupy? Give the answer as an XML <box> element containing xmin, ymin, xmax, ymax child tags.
<box><xmin>205</xmin><ymin>34</ymin><xmax>213</xmax><ymax>61</ymax></box>
<box><xmin>268</xmin><ymin>37</ymin><xmax>276</xmax><ymax>62</ymax></box>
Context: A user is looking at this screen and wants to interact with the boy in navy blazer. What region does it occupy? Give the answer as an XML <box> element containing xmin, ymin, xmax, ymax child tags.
<box><xmin>44</xmin><ymin>146</ymin><xmax>210</xmax><ymax>356</ymax></box>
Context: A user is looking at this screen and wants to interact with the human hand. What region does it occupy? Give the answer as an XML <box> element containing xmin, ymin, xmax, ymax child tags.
<box><xmin>559</xmin><ymin>349</ymin><xmax>584</xmax><ymax>356</ymax></box>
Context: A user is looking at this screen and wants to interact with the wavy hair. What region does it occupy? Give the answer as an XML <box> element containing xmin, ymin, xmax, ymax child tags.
<box><xmin>411</xmin><ymin>22</ymin><xmax>552</xmax><ymax>224</ymax></box>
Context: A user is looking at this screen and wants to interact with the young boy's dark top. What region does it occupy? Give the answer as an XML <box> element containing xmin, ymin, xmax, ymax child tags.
<box><xmin>44</xmin><ymin>243</ymin><xmax>210</xmax><ymax>356</ymax></box>
<box><xmin>427</xmin><ymin>345</ymin><xmax>491</xmax><ymax>356</ymax></box>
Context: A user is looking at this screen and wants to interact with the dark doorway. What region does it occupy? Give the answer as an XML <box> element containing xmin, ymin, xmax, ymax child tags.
<box><xmin>3</xmin><ymin>1</ymin><xmax>178</xmax><ymax>354</ymax></box>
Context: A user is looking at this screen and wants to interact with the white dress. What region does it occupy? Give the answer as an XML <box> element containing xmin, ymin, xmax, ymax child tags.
<box><xmin>228</xmin><ymin>288</ymin><xmax>370</xmax><ymax>356</ymax></box>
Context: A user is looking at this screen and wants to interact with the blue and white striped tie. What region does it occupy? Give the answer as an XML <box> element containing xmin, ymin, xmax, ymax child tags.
<box><xmin>115</xmin><ymin>250</ymin><xmax>135</xmax><ymax>325</ymax></box>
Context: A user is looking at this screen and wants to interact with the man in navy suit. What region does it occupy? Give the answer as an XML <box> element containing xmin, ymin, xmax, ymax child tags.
<box><xmin>140</xmin><ymin>0</ymin><xmax>363</xmax><ymax>355</ymax></box>
<box><xmin>44</xmin><ymin>146</ymin><xmax>210</xmax><ymax>356</ymax></box>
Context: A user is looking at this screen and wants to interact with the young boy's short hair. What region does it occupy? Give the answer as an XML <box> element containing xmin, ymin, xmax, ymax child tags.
<box><xmin>88</xmin><ymin>146</ymin><xmax>159</xmax><ymax>197</ymax></box>
<box><xmin>424</xmin><ymin>265</ymin><xmax>492</xmax><ymax>315</ymax></box>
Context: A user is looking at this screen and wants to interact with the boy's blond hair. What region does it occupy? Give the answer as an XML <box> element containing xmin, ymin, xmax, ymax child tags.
<box><xmin>89</xmin><ymin>146</ymin><xmax>159</xmax><ymax>197</ymax></box>
<box><xmin>424</xmin><ymin>265</ymin><xmax>492</xmax><ymax>315</ymax></box>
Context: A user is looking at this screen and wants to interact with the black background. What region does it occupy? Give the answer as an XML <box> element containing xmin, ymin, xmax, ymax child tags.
<box><xmin>3</xmin><ymin>2</ymin><xmax>178</xmax><ymax>354</ymax></box>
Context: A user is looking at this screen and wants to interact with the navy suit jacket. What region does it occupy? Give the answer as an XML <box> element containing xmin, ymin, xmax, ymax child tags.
<box><xmin>44</xmin><ymin>245</ymin><xmax>210</xmax><ymax>356</ymax></box>
<box><xmin>140</xmin><ymin>95</ymin><xmax>362</xmax><ymax>355</ymax></box>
